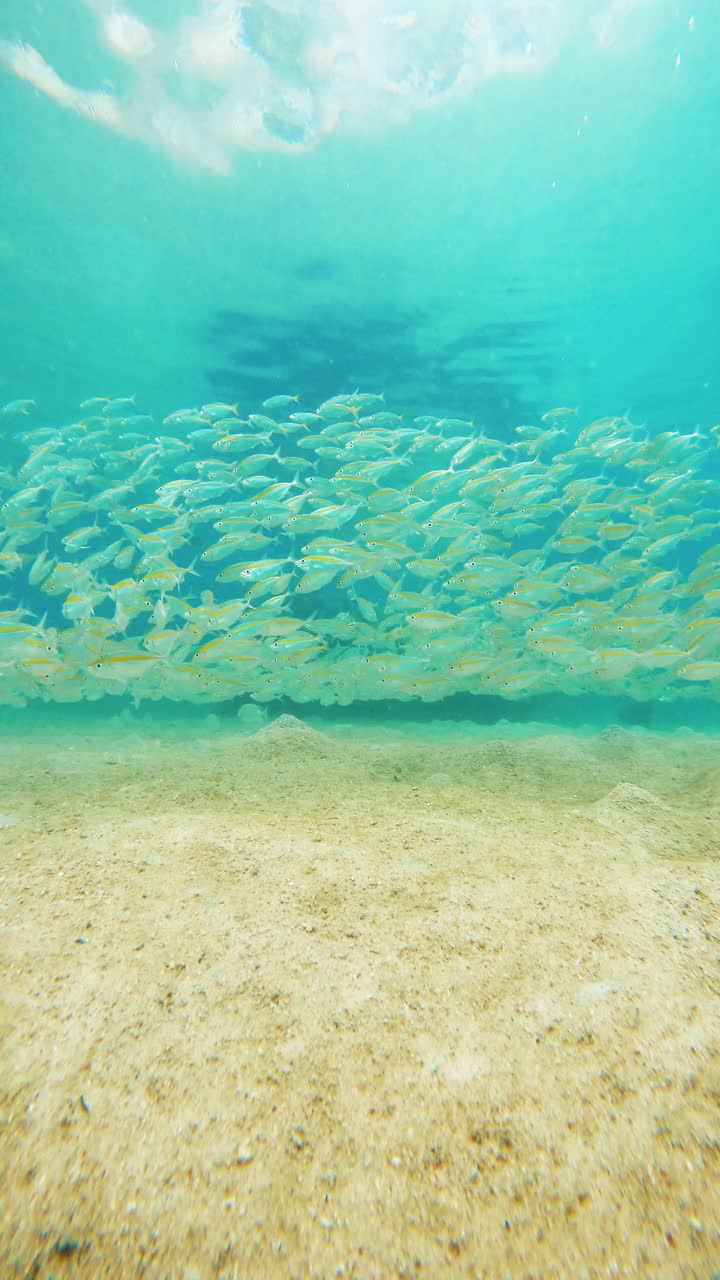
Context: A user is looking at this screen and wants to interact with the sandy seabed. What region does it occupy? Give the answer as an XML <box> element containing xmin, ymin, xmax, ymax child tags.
<box><xmin>0</xmin><ymin>713</ymin><xmax>719</xmax><ymax>1280</ymax></box>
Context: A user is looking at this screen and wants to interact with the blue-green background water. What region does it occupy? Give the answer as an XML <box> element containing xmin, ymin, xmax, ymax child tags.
<box><xmin>2</xmin><ymin>1</ymin><xmax>719</xmax><ymax>429</ymax></box>
<box><xmin>1</xmin><ymin>0</ymin><xmax>720</xmax><ymax>727</ymax></box>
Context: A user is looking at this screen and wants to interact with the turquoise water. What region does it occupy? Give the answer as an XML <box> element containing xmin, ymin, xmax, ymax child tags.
<box><xmin>1</xmin><ymin>0</ymin><xmax>720</xmax><ymax>726</ymax></box>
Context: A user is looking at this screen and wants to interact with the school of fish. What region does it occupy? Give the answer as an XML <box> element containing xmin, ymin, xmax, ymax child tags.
<box><xmin>1</xmin><ymin>391</ymin><xmax>720</xmax><ymax>708</ymax></box>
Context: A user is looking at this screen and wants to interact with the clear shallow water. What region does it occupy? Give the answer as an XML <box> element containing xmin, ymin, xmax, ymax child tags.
<box><xmin>1</xmin><ymin>1</ymin><xmax>720</xmax><ymax>727</ymax></box>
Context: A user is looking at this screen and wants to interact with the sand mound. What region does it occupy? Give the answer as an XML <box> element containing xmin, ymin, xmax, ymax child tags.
<box><xmin>585</xmin><ymin>782</ymin><xmax>720</xmax><ymax>860</ymax></box>
<box><xmin>235</xmin><ymin>702</ymin><xmax>267</xmax><ymax>729</ymax></box>
<box><xmin>460</xmin><ymin>735</ymin><xmax>610</xmax><ymax>802</ymax></box>
<box><xmin>246</xmin><ymin>713</ymin><xmax>335</xmax><ymax>757</ymax></box>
